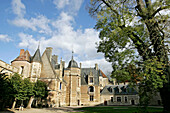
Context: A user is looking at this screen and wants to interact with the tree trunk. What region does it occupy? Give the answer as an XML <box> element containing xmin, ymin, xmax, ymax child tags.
<box><xmin>26</xmin><ymin>96</ymin><xmax>34</xmax><ymax>109</ymax></box>
<box><xmin>160</xmin><ymin>83</ymin><xmax>170</xmax><ymax>113</ymax></box>
<box><xmin>0</xmin><ymin>99</ymin><xmax>6</xmax><ymax>110</ymax></box>
<box><xmin>160</xmin><ymin>66</ymin><xmax>170</xmax><ymax>113</ymax></box>
<box><xmin>11</xmin><ymin>98</ymin><xmax>16</xmax><ymax>110</ymax></box>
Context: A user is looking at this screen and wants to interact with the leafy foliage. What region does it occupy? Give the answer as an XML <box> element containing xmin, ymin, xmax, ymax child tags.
<box><xmin>0</xmin><ymin>73</ymin><xmax>13</xmax><ymax>110</ymax></box>
<box><xmin>10</xmin><ymin>73</ymin><xmax>27</xmax><ymax>101</ymax></box>
<box><xmin>34</xmin><ymin>80</ymin><xmax>48</xmax><ymax>99</ymax></box>
<box><xmin>0</xmin><ymin>73</ymin><xmax>48</xmax><ymax>110</ymax></box>
<box><xmin>89</xmin><ymin>0</ymin><xmax>170</xmax><ymax>111</ymax></box>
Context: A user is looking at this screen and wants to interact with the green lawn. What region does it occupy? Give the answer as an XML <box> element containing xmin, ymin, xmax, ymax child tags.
<box><xmin>73</xmin><ymin>106</ymin><xmax>163</xmax><ymax>113</ymax></box>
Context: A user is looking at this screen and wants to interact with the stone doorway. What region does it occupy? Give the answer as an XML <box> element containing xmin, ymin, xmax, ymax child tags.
<box><xmin>131</xmin><ymin>100</ymin><xmax>135</xmax><ymax>105</ymax></box>
<box><xmin>104</xmin><ymin>101</ymin><xmax>107</xmax><ymax>105</ymax></box>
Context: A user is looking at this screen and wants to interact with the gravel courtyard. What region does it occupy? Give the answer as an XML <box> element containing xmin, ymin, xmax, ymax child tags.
<box><xmin>0</xmin><ymin>107</ymin><xmax>82</xmax><ymax>113</ymax></box>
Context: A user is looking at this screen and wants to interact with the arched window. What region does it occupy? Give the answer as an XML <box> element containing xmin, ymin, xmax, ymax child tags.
<box><xmin>89</xmin><ymin>86</ymin><xmax>94</xmax><ymax>92</ymax></box>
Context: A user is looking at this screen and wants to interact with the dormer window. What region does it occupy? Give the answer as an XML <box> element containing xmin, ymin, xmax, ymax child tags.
<box><xmin>108</xmin><ymin>87</ymin><xmax>113</xmax><ymax>93</ymax></box>
<box><xmin>114</xmin><ymin>87</ymin><xmax>119</xmax><ymax>93</ymax></box>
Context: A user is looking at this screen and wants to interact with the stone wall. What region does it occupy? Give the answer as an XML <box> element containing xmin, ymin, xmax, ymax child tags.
<box><xmin>0</xmin><ymin>60</ymin><xmax>19</xmax><ymax>75</ymax></box>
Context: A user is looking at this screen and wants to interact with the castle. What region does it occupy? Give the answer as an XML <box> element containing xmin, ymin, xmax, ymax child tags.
<box><xmin>9</xmin><ymin>47</ymin><xmax>112</xmax><ymax>107</ymax></box>
<box><xmin>0</xmin><ymin>47</ymin><xmax>161</xmax><ymax>107</ymax></box>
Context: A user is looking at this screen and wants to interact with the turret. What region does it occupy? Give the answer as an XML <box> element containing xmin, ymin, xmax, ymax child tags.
<box><xmin>11</xmin><ymin>49</ymin><xmax>31</xmax><ymax>78</ymax></box>
<box><xmin>30</xmin><ymin>47</ymin><xmax>42</xmax><ymax>82</ymax></box>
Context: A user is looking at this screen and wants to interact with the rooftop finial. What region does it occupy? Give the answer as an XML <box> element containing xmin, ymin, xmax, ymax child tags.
<box><xmin>38</xmin><ymin>41</ymin><xmax>40</xmax><ymax>49</ymax></box>
<box><xmin>71</xmin><ymin>44</ymin><xmax>74</xmax><ymax>60</ymax></box>
<box><xmin>72</xmin><ymin>50</ymin><xmax>74</xmax><ymax>60</ymax></box>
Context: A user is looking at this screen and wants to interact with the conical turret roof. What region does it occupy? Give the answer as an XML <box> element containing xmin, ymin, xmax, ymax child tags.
<box><xmin>31</xmin><ymin>48</ymin><xmax>42</xmax><ymax>63</ymax></box>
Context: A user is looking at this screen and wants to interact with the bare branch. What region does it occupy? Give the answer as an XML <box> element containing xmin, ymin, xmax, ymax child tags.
<box><xmin>101</xmin><ymin>0</ymin><xmax>119</xmax><ymax>16</ymax></box>
<box><xmin>152</xmin><ymin>5</ymin><xmax>170</xmax><ymax>17</ymax></box>
<box><xmin>145</xmin><ymin>0</ymin><xmax>151</xmax><ymax>9</ymax></box>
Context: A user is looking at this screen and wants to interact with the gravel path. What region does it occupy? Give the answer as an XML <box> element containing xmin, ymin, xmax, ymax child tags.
<box><xmin>0</xmin><ymin>107</ymin><xmax>82</xmax><ymax>113</ymax></box>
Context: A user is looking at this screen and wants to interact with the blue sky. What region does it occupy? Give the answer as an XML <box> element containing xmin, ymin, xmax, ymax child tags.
<box><xmin>0</xmin><ymin>0</ymin><xmax>112</xmax><ymax>74</ymax></box>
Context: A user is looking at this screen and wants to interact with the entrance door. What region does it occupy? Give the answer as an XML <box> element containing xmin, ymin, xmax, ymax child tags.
<box><xmin>158</xmin><ymin>100</ymin><xmax>161</xmax><ymax>105</ymax></box>
<box><xmin>131</xmin><ymin>100</ymin><xmax>135</xmax><ymax>105</ymax></box>
<box><xmin>104</xmin><ymin>101</ymin><xmax>107</xmax><ymax>105</ymax></box>
<box><xmin>78</xmin><ymin>100</ymin><xmax>80</xmax><ymax>106</ymax></box>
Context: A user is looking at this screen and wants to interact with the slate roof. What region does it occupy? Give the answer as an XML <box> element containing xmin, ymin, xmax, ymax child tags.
<box><xmin>81</xmin><ymin>68</ymin><xmax>99</xmax><ymax>85</ymax></box>
<box><xmin>67</xmin><ymin>56</ymin><xmax>79</xmax><ymax>68</ymax></box>
<box><xmin>101</xmin><ymin>85</ymin><xmax>138</xmax><ymax>95</ymax></box>
<box><xmin>31</xmin><ymin>48</ymin><xmax>42</xmax><ymax>63</ymax></box>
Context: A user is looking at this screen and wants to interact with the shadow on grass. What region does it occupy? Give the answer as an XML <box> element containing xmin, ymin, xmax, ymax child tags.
<box><xmin>72</xmin><ymin>106</ymin><xmax>163</xmax><ymax>113</ymax></box>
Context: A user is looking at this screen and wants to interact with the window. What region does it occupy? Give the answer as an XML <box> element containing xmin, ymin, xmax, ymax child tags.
<box><xmin>114</xmin><ymin>87</ymin><xmax>119</xmax><ymax>93</ymax></box>
<box><xmin>125</xmin><ymin>97</ymin><xmax>128</xmax><ymax>103</ymax></box>
<box><xmin>90</xmin><ymin>95</ymin><xmax>94</xmax><ymax>101</ymax></box>
<box><xmin>78</xmin><ymin>78</ymin><xmax>79</xmax><ymax>87</ymax></box>
<box><xmin>21</xmin><ymin>66</ymin><xmax>24</xmax><ymax>74</ymax></box>
<box><xmin>111</xmin><ymin>97</ymin><xmax>113</xmax><ymax>102</ymax></box>
<box><xmin>117</xmin><ymin>97</ymin><xmax>121</xmax><ymax>102</ymax></box>
<box><xmin>90</xmin><ymin>77</ymin><xmax>93</xmax><ymax>83</ymax></box>
<box><xmin>59</xmin><ymin>82</ymin><xmax>62</xmax><ymax>90</ymax></box>
<box><xmin>89</xmin><ymin>86</ymin><xmax>94</xmax><ymax>92</ymax></box>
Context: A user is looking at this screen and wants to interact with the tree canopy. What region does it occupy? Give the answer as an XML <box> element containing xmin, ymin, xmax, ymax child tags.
<box><xmin>89</xmin><ymin>0</ymin><xmax>169</xmax><ymax>112</ymax></box>
<box><xmin>0</xmin><ymin>73</ymin><xmax>48</xmax><ymax>110</ymax></box>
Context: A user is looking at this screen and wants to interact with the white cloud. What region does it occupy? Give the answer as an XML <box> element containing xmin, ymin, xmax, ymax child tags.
<box><xmin>17</xmin><ymin>13</ymin><xmax>112</xmax><ymax>73</ymax></box>
<box><xmin>11</xmin><ymin>1</ymin><xmax>112</xmax><ymax>74</ymax></box>
<box><xmin>0</xmin><ymin>34</ymin><xmax>12</xmax><ymax>42</ymax></box>
<box><xmin>80</xmin><ymin>58</ymin><xmax>112</xmax><ymax>75</ymax></box>
<box><xmin>11</xmin><ymin>0</ymin><xmax>25</xmax><ymax>18</ymax></box>
<box><xmin>18</xmin><ymin>33</ymin><xmax>40</xmax><ymax>52</ymax></box>
<box><xmin>53</xmin><ymin>0</ymin><xmax>69</xmax><ymax>9</ymax></box>
<box><xmin>11</xmin><ymin>0</ymin><xmax>52</xmax><ymax>35</ymax></box>
<box><xmin>69</xmin><ymin>0</ymin><xmax>84</xmax><ymax>13</ymax></box>
<box><xmin>53</xmin><ymin>0</ymin><xmax>83</xmax><ymax>15</ymax></box>
<box><xmin>12</xmin><ymin>15</ymin><xmax>52</xmax><ymax>35</ymax></box>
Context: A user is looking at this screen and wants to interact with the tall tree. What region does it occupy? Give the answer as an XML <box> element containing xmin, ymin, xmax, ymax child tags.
<box><xmin>0</xmin><ymin>73</ymin><xmax>13</xmax><ymax>110</ymax></box>
<box><xmin>10</xmin><ymin>73</ymin><xmax>25</xmax><ymax>109</ymax></box>
<box><xmin>23</xmin><ymin>78</ymin><xmax>34</xmax><ymax>109</ymax></box>
<box><xmin>89</xmin><ymin>0</ymin><xmax>169</xmax><ymax>112</ymax></box>
<box><xmin>27</xmin><ymin>80</ymin><xmax>48</xmax><ymax>108</ymax></box>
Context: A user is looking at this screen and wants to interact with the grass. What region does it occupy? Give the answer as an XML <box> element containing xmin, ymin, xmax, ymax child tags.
<box><xmin>73</xmin><ymin>106</ymin><xmax>163</xmax><ymax>113</ymax></box>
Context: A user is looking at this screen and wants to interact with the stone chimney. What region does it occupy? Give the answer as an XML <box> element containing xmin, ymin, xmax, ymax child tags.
<box><xmin>80</xmin><ymin>63</ymin><xmax>82</xmax><ymax>69</ymax></box>
<box><xmin>46</xmin><ymin>47</ymin><xmax>53</xmax><ymax>61</ymax></box>
<box><xmin>20</xmin><ymin>49</ymin><xmax>25</xmax><ymax>56</ymax></box>
<box><xmin>95</xmin><ymin>63</ymin><xmax>98</xmax><ymax>70</ymax></box>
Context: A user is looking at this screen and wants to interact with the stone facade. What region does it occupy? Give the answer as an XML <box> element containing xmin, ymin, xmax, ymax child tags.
<box><xmin>100</xmin><ymin>85</ymin><xmax>139</xmax><ymax>105</ymax></box>
<box><xmin>0</xmin><ymin>47</ymin><xmax>162</xmax><ymax>107</ymax></box>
